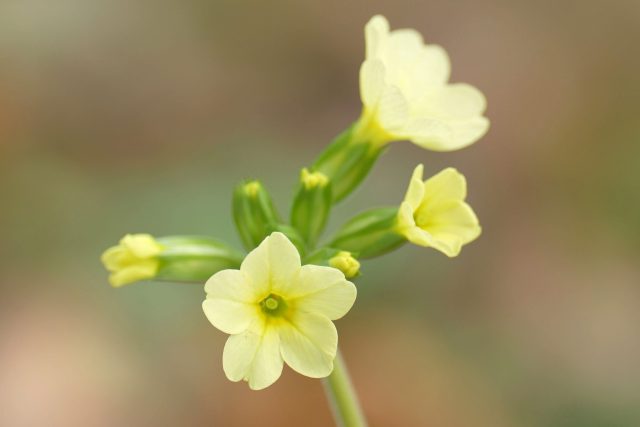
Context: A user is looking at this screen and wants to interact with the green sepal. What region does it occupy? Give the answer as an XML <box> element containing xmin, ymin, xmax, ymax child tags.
<box><xmin>329</xmin><ymin>207</ymin><xmax>405</xmax><ymax>259</ymax></box>
<box><xmin>155</xmin><ymin>236</ymin><xmax>244</xmax><ymax>283</ymax></box>
<box><xmin>232</xmin><ymin>180</ymin><xmax>281</xmax><ymax>250</ymax></box>
<box><xmin>290</xmin><ymin>169</ymin><xmax>333</xmax><ymax>248</ymax></box>
<box><xmin>312</xmin><ymin>125</ymin><xmax>385</xmax><ymax>203</ymax></box>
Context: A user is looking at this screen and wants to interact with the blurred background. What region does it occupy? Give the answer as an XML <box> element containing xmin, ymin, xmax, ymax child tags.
<box><xmin>1</xmin><ymin>0</ymin><xmax>639</xmax><ymax>426</ymax></box>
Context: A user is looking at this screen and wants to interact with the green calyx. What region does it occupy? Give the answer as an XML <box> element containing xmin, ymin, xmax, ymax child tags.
<box><xmin>291</xmin><ymin>168</ymin><xmax>333</xmax><ymax>248</ymax></box>
<box><xmin>329</xmin><ymin>207</ymin><xmax>406</xmax><ymax>259</ymax></box>
<box><xmin>155</xmin><ymin>236</ymin><xmax>244</xmax><ymax>283</ymax></box>
<box><xmin>233</xmin><ymin>180</ymin><xmax>282</xmax><ymax>251</ymax></box>
<box><xmin>312</xmin><ymin>125</ymin><xmax>386</xmax><ymax>203</ymax></box>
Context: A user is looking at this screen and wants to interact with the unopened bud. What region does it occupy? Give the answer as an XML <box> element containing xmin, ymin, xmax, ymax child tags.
<box><xmin>290</xmin><ymin>168</ymin><xmax>332</xmax><ymax>248</ymax></box>
<box><xmin>233</xmin><ymin>180</ymin><xmax>281</xmax><ymax>250</ymax></box>
<box><xmin>328</xmin><ymin>251</ymin><xmax>360</xmax><ymax>279</ymax></box>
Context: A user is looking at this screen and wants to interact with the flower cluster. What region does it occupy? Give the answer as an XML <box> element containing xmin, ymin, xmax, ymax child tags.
<box><xmin>101</xmin><ymin>14</ymin><xmax>487</xmax><ymax>391</ymax></box>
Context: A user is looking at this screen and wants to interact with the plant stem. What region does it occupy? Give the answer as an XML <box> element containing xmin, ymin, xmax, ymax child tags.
<box><xmin>323</xmin><ymin>349</ymin><xmax>368</xmax><ymax>427</ymax></box>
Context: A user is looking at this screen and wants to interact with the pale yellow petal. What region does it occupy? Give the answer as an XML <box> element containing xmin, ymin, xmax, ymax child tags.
<box><xmin>403</xmin><ymin>164</ymin><xmax>425</xmax><ymax>209</ymax></box>
<box><xmin>289</xmin><ymin>265</ymin><xmax>357</xmax><ymax>320</ymax></box>
<box><xmin>402</xmin><ymin>225</ymin><xmax>437</xmax><ymax>248</ymax></box>
<box><xmin>385</xmin><ymin>37</ymin><xmax>450</xmax><ymax>99</ymax></box>
<box><xmin>385</xmin><ymin>30</ymin><xmax>430</xmax><ymax>94</ymax></box>
<box><xmin>202</xmin><ymin>298</ymin><xmax>258</xmax><ymax>335</ymax></box>
<box><xmin>377</xmin><ymin>84</ymin><xmax>410</xmax><ymax>132</ymax></box>
<box><xmin>240</xmin><ymin>232</ymin><xmax>301</xmax><ymax>297</ymax></box>
<box><xmin>279</xmin><ymin>312</ymin><xmax>337</xmax><ymax>378</ymax></box>
<box><xmin>408</xmin><ymin>116</ymin><xmax>489</xmax><ymax>152</ymax></box>
<box><xmin>360</xmin><ymin>60</ymin><xmax>411</xmax><ymax>133</ymax></box>
<box><xmin>121</xmin><ymin>234</ymin><xmax>163</xmax><ymax>258</ymax></box>
<box><xmin>396</xmin><ymin>201</ymin><xmax>417</xmax><ymax>231</ymax></box>
<box><xmin>365</xmin><ymin>15</ymin><xmax>389</xmax><ymax>60</ymax></box>
<box><xmin>406</xmin><ymin>82</ymin><xmax>489</xmax><ymax>150</ymax></box>
<box><xmin>223</xmin><ymin>325</ymin><xmax>283</xmax><ymax>391</ymax></box>
<box><xmin>426</xmin><ymin>200</ymin><xmax>481</xmax><ymax>255</ymax></box>
<box><xmin>359</xmin><ymin>59</ymin><xmax>386</xmax><ymax>109</ymax></box>
<box><xmin>420</xmin><ymin>167</ymin><xmax>467</xmax><ymax>207</ymax></box>
<box><xmin>388</xmin><ymin>29</ymin><xmax>424</xmax><ymax>52</ymax></box>
<box><xmin>430</xmin><ymin>83</ymin><xmax>487</xmax><ymax>118</ymax></box>
<box><xmin>101</xmin><ymin>246</ymin><xmax>126</xmax><ymax>270</ymax></box>
<box><xmin>421</xmin><ymin>44</ymin><xmax>451</xmax><ymax>86</ymax></box>
<box><xmin>204</xmin><ymin>269</ymin><xmax>257</xmax><ymax>303</ymax></box>
<box><xmin>108</xmin><ymin>262</ymin><xmax>158</xmax><ymax>287</ymax></box>
<box><xmin>203</xmin><ymin>270</ymin><xmax>260</xmax><ymax>335</ymax></box>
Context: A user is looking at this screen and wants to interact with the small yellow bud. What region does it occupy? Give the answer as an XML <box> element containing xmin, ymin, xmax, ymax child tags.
<box><xmin>300</xmin><ymin>168</ymin><xmax>329</xmax><ymax>190</ymax></box>
<box><xmin>101</xmin><ymin>234</ymin><xmax>164</xmax><ymax>287</ymax></box>
<box><xmin>243</xmin><ymin>181</ymin><xmax>262</xmax><ymax>198</ymax></box>
<box><xmin>329</xmin><ymin>251</ymin><xmax>361</xmax><ymax>279</ymax></box>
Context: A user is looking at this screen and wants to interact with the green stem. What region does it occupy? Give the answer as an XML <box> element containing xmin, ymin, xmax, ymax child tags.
<box><xmin>323</xmin><ymin>349</ymin><xmax>368</xmax><ymax>427</ymax></box>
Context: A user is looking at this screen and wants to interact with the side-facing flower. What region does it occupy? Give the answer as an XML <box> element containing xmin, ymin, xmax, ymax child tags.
<box><xmin>203</xmin><ymin>232</ymin><xmax>357</xmax><ymax>390</ymax></box>
<box><xmin>356</xmin><ymin>14</ymin><xmax>489</xmax><ymax>151</ymax></box>
<box><xmin>396</xmin><ymin>164</ymin><xmax>481</xmax><ymax>257</ymax></box>
<box><xmin>101</xmin><ymin>234</ymin><xmax>163</xmax><ymax>287</ymax></box>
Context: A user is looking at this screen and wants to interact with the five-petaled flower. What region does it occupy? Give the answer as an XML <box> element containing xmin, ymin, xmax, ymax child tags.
<box><xmin>202</xmin><ymin>232</ymin><xmax>357</xmax><ymax>390</ymax></box>
<box><xmin>396</xmin><ymin>164</ymin><xmax>481</xmax><ymax>257</ymax></box>
<box><xmin>101</xmin><ymin>234</ymin><xmax>163</xmax><ymax>287</ymax></box>
<box><xmin>356</xmin><ymin>15</ymin><xmax>489</xmax><ymax>151</ymax></box>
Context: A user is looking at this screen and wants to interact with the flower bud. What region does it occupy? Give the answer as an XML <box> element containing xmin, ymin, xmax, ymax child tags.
<box><xmin>312</xmin><ymin>125</ymin><xmax>385</xmax><ymax>203</ymax></box>
<box><xmin>304</xmin><ymin>248</ymin><xmax>361</xmax><ymax>279</ymax></box>
<box><xmin>290</xmin><ymin>168</ymin><xmax>332</xmax><ymax>247</ymax></box>
<box><xmin>329</xmin><ymin>251</ymin><xmax>361</xmax><ymax>279</ymax></box>
<box><xmin>232</xmin><ymin>180</ymin><xmax>281</xmax><ymax>250</ymax></box>
<box><xmin>101</xmin><ymin>234</ymin><xmax>243</xmax><ymax>287</ymax></box>
<box><xmin>101</xmin><ymin>234</ymin><xmax>163</xmax><ymax>287</ymax></box>
<box><xmin>329</xmin><ymin>207</ymin><xmax>405</xmax><ymax>258</ymax></box>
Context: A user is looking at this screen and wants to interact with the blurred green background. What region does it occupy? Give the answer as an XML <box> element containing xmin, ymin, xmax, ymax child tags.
<box><xmin>1</xmin><ymin>1</ymin><xmax>639</xmax><ymax>426</ymax></box>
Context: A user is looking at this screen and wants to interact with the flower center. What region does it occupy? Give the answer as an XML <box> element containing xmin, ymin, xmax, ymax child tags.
<box><xmin>260</xmin><ymin>293</ymin><xmax>288</xmax><ymax>317</ymax></box>
<box><xmin>413</xmin><ymin>205</ymin><xmax>433</xmax><ymax>230</ymax></box>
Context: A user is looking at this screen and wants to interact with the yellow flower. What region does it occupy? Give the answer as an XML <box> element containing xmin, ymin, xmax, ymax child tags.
<box><xmin>356</xmin><ymin>15</ymin><xmax>489</xmax><ymax>151</ymax></box>
<box><xmin>396</xmin><ymin>165</ymin><xmax>481</xmax><ymax>257</ymax></box>
<box><xmin>203</xmin><ymin>232</ymin><xmax>357</xmax><ymax>390</ymax></box>
<box><xmin>101</xmin><ymin>234</ymin><xmax>164</xmax><ymax>287</ymax></box>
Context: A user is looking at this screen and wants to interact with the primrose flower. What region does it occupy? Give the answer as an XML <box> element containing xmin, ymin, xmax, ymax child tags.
<box><xmin>396</xmin><ymin>165</ymin><xmax>481</xmax><ymax>257</ymax></box>
<box><xmin>356</xmin><ymin>15</ymin><xmax>489</xmax><ymax>151</ymax></box>
<box><xmin>203</xmin><ymin>232</ymin><xmax>357</xmax><ymax>390</ymax></box>
<box><xmin>101</xmin><ymin>234</ymin><xmax>163</xmax><ymax>287</ymax></box>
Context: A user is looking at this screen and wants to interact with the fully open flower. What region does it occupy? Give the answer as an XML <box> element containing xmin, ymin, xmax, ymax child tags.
<box><xmin>203</xmin><ymin>232</ymin><xmax>357</xmax><ymax>390</ymax></box>
<box><xmin>396</xmin><ymin>165</ymin><xmax>481</xmax><ymax>257</ymax></box>
<box><xmin>101</xmin><ymin>234</ymin><xmax>164</xmax><ymax>287</ymax></box>
<box><xmin>356</xmin><ymin>15</ymin><xmax>489</xmax><ymax>151</ymax></box>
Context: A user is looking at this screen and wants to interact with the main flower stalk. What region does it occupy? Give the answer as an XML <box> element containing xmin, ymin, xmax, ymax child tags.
<box><xmin>323</xmin><ymin>350</ymin><xmax>368</xmax><ymax>427</ymax></box>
